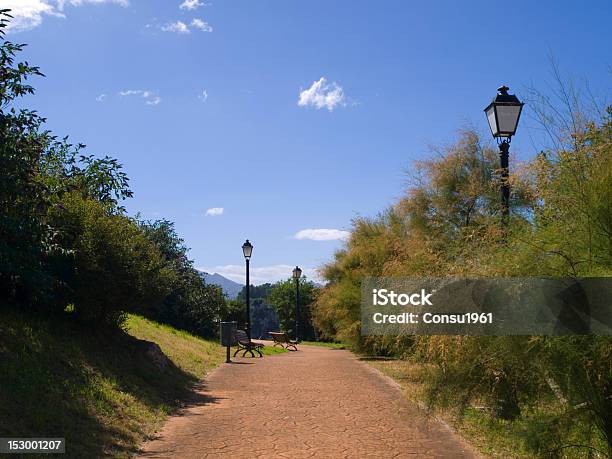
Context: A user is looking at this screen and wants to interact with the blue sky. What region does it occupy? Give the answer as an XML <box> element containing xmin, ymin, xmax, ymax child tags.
<box><xmin>5</xmin><ymin>0</ymin><xmax>611</xmax><ymax>284</ymax></box>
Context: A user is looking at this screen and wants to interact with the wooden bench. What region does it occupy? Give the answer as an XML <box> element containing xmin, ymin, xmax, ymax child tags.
<box><xmin>233</xmin><ymin>329</ymin><xmax>264</xmax><ymax>357</ymax></box>
<box><xmin>269</xmin><ymin>332</ymin><xmax>298</xmax><ymax>351</ymax></box>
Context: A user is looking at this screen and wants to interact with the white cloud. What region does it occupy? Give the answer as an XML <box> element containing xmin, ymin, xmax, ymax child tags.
<box><xmin>190</xmin><ymin>18</ymin><xmax>212</xmax><ymax>32</ymax></box>
<box><xmin>95</xmin><ymin>93</ymin><xmax>106</xmax><ymax>102</ymax></box>
<box><xmin>179</xmin><ymin>0</ymin><xmax>204</xmax><ymax>11</ymax></box>
<box><xmin>4</xmin><ymin>0</ymin><xmax>127</xmax><ymax>33</ymax></box>
<box><xmin>198</xmin><ymin>89</ymin><xmax>208</xmax><ymax>102</ymax></box>
<box><xmin>2</xmin><ymin>0</ymin><xmax>64</xmax><ymax>32</ymax></box>
<box><xmin>294</xmin><ymin>228</ymin><xmax>350</xmax><ymax>241</ymax></box>
<box><xmin>161</xmin><ymin>20</ymin><xmax>190</xmax><ymax>34</ymax></box>
<box><xmin>160</xmin><ymin>18</ymin><xmax>211</xmax><ymax>34</ymax></box>
<box><xmin>146</xmin><ymin>99</ymin><xmax>161</xmax><ymax>105</ymax></box>
<box><xmin>298</xmin><ymin>77</ymin><xmax>346</xmax><ymax>111</ymax></box>
<box><xmin>197</xmin><ymin>265</ymin><xmax>322</xmax><ymax>285</ymax></box>
<box><xmin>119</xmin><ymin>89</ymin><xmax>161</xmax><ymax>106</ymax></box>
<box><xmin>58</xmin><ymin>0</ymin><xmax>128</xmax><ymax>9</ymax></box>
<box><xmin>205</xmin><ymin>207</ymin><xmax>223</xmax><ymax>216</ymax></box>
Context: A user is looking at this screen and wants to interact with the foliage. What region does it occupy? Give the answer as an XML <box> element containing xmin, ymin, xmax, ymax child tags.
<box><xmin>46</xmin><ymin>193</ymin><xmax>172</xmax><ymax>325</ymax></box>
<box><xmin>268</xmin><ymin>278</ymin><xmax>319</xmax><ymax>341</ymax></box>
<box><xmin>140</xmin><ymin>219</ymin><xmax>226</xmax><ymax>338</ymax></box>
<box><xmin>0</xmin><ymin>10</ymin><xmax>149</xmax><ymax>325</ymax></box>
<box><xmin>312</xmin><ymin>92</ymin><xmax>612</xmax><ymax>454</ymax></box>
<box><xmin>221</xmin><ymin>298</ymin><xmax>248</xmax><ymax>325</ymax></box>
<box><xmin>0</xmin><ymin>10</ymin><xmax>57</xmax><ymax>308</ymax></box>
<box><xmin>237</xmin><ymin>283</ymin><xmax>273</xmax><ymax>302</ymax></box>
<box><xmin>233</xmin><ymin>283</ymin><xmax>280</xmax><ymax>338</ymax></box>
<box><xmin>0</xmin><ymin>11</ymin><xmax>223</xmax><ymax>333</ymax></box>
<box><xmin>250</xmin><ymin>297</ymin><xmax>280</xmax><ymax>339</ymax></box>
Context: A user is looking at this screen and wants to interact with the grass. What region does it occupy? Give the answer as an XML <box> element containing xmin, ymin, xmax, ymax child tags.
<box><xmin>259</xmin><ymin>345</ymin><xmax>288</xmax><ymax>355</ymax></box>
<box><xmin>366</xmin><ymin>359</ymin><xmax>608</xmax><ymax>458</ymax></box>
<box><xmin>301</xmin><ymin>340</ymin><xmax>346</xmax><ymax>349</ymax></box>
<box><xmin>367</xmin><ymin>359</ymin><xmax>533</xmax><ymax>458</ymax></box>
<box><xmin>0</xmin><ymin>309</ymin><xmax>227</xmax><ymax>458</ymax></box>
<box><xmin>125</xmin><ymin>315</ymin><xmax>225</xmax><ymax>376</ymax></box>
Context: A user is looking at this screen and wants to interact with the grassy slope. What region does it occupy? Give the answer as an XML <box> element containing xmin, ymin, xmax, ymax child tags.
<box><xmin>0</xmin><ymin>310</ymin><xmax>226</xmax><ymax>458</ymax></box>
<box><xmin>125</xmin><ymin>315</ymin><xmax>226</xmax><ymax>373</ymax></box>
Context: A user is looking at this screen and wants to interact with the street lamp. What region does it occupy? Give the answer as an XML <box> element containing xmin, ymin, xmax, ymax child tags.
<box><xmin>484</xmin><ymin>85</ymin><xmax>524</xmax><ymax>223</ymax></box>
<box><xmin>242</xmin><ymin>240</ymin><xmax>253</xmax><ymax>339</ymax></box>
<box><xmin>292</xmin><ymin>266</ymin><xmax>302</xmax><ymax>342</ymax></box>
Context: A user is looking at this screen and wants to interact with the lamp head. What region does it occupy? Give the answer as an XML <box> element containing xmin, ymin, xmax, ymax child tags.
<box><xmin>242</xmin><ymin>239</ymin><xmax>253</xmax><ymax>259</ymax></box>
<box><xmin>484</xmin><ymin>85</ymin><xmax>524</xmax><ymax>140</ymax></box>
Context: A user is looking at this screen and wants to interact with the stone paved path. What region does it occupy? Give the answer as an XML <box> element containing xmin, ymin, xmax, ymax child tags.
<box><xmin>138</xmin><ymin>344</ymin><xmax>478</xmax><ymax>458</ymax></box>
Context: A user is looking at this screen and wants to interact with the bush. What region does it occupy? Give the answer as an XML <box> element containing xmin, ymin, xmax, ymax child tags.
<box><xmin>0</xmin><ymin>12</ymin><xmax>183</xmax><ymax>331</ymax></box>
<box><xmin>140</xmin><ymin>219</ymin><xmax>226</xmax><ymax>338</ymax></box>
<box><xmin>48</xmin><ymin>193</ymin><xmax>172</xmax><ymax>325</ymax></box>
<box><xmin>313</xmin><ymin>109</ymin><xmax>612</xmax><ymax>454</ymax></box>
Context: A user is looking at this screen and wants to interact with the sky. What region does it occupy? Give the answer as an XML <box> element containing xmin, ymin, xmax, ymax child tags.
<box><xmin>3</xmin><ymin>0</ymin><xmax>611</xmax><ymax>284</ymax></box>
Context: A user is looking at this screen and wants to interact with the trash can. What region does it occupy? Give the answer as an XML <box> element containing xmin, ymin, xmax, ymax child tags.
<box><xmin>220</xmin><ymin>321</ymin><xmax>237</xmax><ymax>362</ymax></box>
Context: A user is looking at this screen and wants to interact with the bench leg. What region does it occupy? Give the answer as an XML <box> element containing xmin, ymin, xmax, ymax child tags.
<box><xmin>233</xmin><ymin>347</ymin><xmax>241</xmax><ymax>357</ymax></box>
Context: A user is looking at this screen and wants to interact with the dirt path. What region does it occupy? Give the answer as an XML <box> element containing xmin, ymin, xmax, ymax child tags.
<box><xmin>137</xmin><ymin>344</ymin><xmax>477</xmax><ymax>458</ymax></box>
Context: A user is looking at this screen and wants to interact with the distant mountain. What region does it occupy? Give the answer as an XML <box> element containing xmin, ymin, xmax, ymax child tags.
<box><xmin>199</xmin><ymin>271</ymin><xmax>243</xmax><ymax>299</ymax></box>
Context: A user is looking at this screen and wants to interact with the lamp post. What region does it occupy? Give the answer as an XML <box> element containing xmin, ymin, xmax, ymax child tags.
<box><xmin>292</xmin><ymin>266</ymin><xmax>302</xmax><ymax>342</ymax></box>
<box><xmin>484</xmin><ymin>85</ymin><xmax>524</xmax><ymax>225</ymax></box>
<box><xmin>242</xmin><ymin>240</ymin><xmax>253</xmax><ymax>340</ymax></box>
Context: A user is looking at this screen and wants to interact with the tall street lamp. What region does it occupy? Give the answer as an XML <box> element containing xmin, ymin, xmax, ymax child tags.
<box><xmin>292</xmin><ymin>266</ymin><xmax>302</xmax><ymax>342</ymax></box>
<box><xmin>484</xmin><ymin>85</ymin><xmax>524</xmax><ymax>224</ymax></box>
<box><xmin>242</xmin><ymin>240</ymin><xmax>253</xmax><ymax>339</ymax></box>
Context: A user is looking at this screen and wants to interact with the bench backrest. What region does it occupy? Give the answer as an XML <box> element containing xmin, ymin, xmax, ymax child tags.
<box><xmin>269</xmin><ymin>332</ymin><xmax>290</xmax><ymax>343</ymax></box>
<box><xmin>235</xmin><ymin>329</ymin><xmax>250</xmax><ymax>344</ymax></box>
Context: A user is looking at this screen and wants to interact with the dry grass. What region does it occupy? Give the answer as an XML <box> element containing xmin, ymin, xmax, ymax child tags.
<box><xmin>366</xmin><ymin>359</ymin><xmax>537</xmax><ymax>458</ymax></box>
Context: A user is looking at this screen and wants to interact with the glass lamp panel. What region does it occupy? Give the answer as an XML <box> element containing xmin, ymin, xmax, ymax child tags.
<box><xmin>496</xmin><ymin>105</ymin><xmax>522</xmax><ymax>135</ymax></box>
<box><xmin>242</xmin><ymin>242</ymin><xmax>253</xmax><ymax>258</ymax></box>
<box><xmin>485</xmin><ymin>105</ymin><xmax>498</xmax><ymax>136</ymax></box>
<box><xmin>293</xmin><ymin>267</ymin><xmax>302</xmax><ymax>279</ymax></box>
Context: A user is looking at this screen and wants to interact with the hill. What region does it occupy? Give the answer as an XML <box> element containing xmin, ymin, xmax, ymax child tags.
<box><xmin>199</xmin><ymin>271</ymin><xmax>243</xmax><ymax>299</ymax></box>
<box><xmin>0</xmin><ymin>309</ymin><xmax>226</xmax><ymax>457</ymax></box>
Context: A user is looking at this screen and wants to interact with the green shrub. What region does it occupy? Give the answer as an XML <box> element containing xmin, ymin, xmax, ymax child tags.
<box><xmin>48</xmin><ymin>193</ymin><xmax>172</xmax><ymax>326</ymax></box>
<box><xmin>140</xmin><ymin>219</ymin><xmax>226</xmax><ymax>338</ymax></box>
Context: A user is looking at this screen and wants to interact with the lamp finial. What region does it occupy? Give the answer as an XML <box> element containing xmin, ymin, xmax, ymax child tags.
<box><xmin>498</xmin><ymin>85</ymin><xmax>510</xmax><ymax>95</ymax></box>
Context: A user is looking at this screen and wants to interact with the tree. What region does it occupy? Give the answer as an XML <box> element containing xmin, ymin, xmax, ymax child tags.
<box><xmin>0</xmin><ymin>11</ymin><xmax>177</xmax><ymax>329</ymax></box>
<box><xmin>140</xmin><ymin>219</ymin><xmax>225</xmax><ymax>338</ymax></box>
<box><xmin>268</xmin><ymin>279</ymin><xmax>318</xmax><ymax>341</ymax></box>
<box><xmin>312</xmin><ymin>96</ymin><xmax>612</xmax><ymax>453</ymax></box>
<box><xmin>0</xmin><ymin>10</ymin><xmax>132</xmax><ymax>310</ymax></box>
<box><xmin>0</xmin><ymin>9</ymin><xmax>55</xmax><ymax>308</ymax></box>
<box><xmin>46</xmin><ymin>193</ymin><xmax>172</xmax><ymax>325</ymax></box>
<box><xmin>220</xmin><ymin>299</ymin><xmax>247</xmax><ymax>326</ymax></box>
<box><xmin>232</xmin><ymin>284</ymin><xmax>279</xmax><ymax>339</ymax></box>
